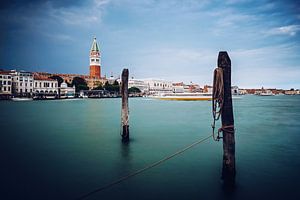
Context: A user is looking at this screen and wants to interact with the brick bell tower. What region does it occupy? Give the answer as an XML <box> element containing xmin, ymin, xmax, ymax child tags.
<box><xmin>89</xmin><ymin>37</ymin><xmax>101</xmax><ymax>79</ymax></box>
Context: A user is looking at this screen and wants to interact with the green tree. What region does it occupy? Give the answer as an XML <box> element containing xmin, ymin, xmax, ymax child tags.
<box><xmin>72</xmin><ymin>77</ymin><xmax>89</xmax><ymax>92</ymax></box>
<box><xmin>129</xmin><ymin>87</ymin><xmax>141</xmax><ymax>94</ymax></box>
<box><xmin>93</xmin><ymin>83</ymin><xmax>103</xmax><ymax>90</ymax></box>
<box><xmin>49</xmin><ymin>75</ymin><xmax>64</xmax><ymax>87</ymax></box>
<box><xmin>104</xmin><ymin>81</ymin><xmax>120</xmax><ymax>92</ymax></box>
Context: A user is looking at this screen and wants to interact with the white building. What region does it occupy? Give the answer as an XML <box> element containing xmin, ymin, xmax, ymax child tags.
<box><xmin>143</xmin><ymin>79</ymin><xmax>173</xmax><ymax>94</ymax></box>
<box><xmin>33</xmin><ymin>76</ymin><xmax>58</xmax><ymax>97</ymax></box>
<box><xmin>10</xmin><ymin>70</ymin><xmax>33</xmax><ymax>96</ymax></box>
<box><xmin>231</xmin><ymin>86</ymin><xmax>240</xmax><ymax>95</ymax></box>
<box><xmin>128</xmin><ymin>79</ymin><xmax>149</xmax><ymax>93</ymax></box>
<box><xmin>60</xmin><ymin>81</ymin><xmax>75</xmax><ymax>98</ymax></box>
<box><xmin>0</xmin><ymin>71</ymin><xmax>12</xmax><ymax>96</ymax></box>
<box><xmin>107</xmin><ymin>75</ymin><xmax>118</xmax><ymax>85</ymax></box>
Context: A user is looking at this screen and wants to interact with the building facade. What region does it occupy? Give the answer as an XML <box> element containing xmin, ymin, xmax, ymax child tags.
<box><xmin>128</xmin><ymin>79</ymin><xmax>149</xmax><ymax>93</ymax></box>
<box><xmin>0</xmin><ymin>71</ymin><xmax>12</xmax><ymax>96</ymax></box>
<box><xmin>143</xmin><ymin>79</ymin><xmax>172</xmax><ymax>94</ymax></box>
<box><xmin>33</xmin><ymin>76</ymin><xmax>58</xmax><ymax>97</ymax></box>
<box><xmin>60</xmin><ymin>81</ymin><xmax>75</xmax><ymax>98</ymax></box>
<box><xmin>11</xmin><ymin>70</ymin><xmax>34</xmax><ymax>96</ymax></box>
<box><xmin>89</xmin><ymin>37</ymin><xmax>101</xmax><ymax>79</ymax></box>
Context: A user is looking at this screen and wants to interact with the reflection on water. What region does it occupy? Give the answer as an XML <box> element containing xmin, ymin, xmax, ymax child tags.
<box><xmin>120</xmin><ymin>140</ymin><xmax>131</xmax><ymax>160</ymax></box>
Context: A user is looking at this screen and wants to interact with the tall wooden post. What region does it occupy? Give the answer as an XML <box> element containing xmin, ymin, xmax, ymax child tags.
<box><xmin>218</xmin><ymin>52</ymin><xmax>235</xmax><ymax>185</ymax></box>
<box><xmin>121</xmin><ymin>68</ymin><xmax>129</xmax><ymax>142</ymax></box>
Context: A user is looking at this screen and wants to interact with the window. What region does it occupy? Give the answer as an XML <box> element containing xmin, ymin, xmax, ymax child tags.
<box><xmin>8</xmin><ymin>86</ymin><xmax>10</xmax><ymax>91</ymax></box>
<box><xmin>44</xmin><ymin>82</ymin><xmax>46</xmax><ymax>87</ymax></box>
<box><xmin>91</xmin><ymin>59</ymin><xmax>95</xmax><ymax>62</ymax></box>
<box><xmin>25</xmin><ymin>89</ymin><xmax>27</xmax><ymax>92</ymax></box>
<box><xmin>20</xmin><ymin>89</ymin><xmax>22</xmax><ymax>93</ymax></box>
<box><xmin>8</xmin><ymin>81</ymin><xmax>11</xmax><ymax>85</ymax></box>
<box><xmin>30</xmin><ymin>83</ymin><xmax>32</xmax><ymax>87</ymax></box>
<box><xmin>30</xmin><ymin>89</ymin><xmax>32</xmax><ymax>92</ymax></box>
<box><xmin>0</xmin><ymin>76</ymin><xmax>2</xmax><ymax>78</ymax></box>
<box><xmin>3</xmin><ymin>81</ymin><xmax>6</xmax><ymax>85</ymax></box>
<box><xmin>35</xmin><ymin>82</ymin><xmax>37</xmax><ymax>87</ymax></box>
<box><xmin>40</xmin><ymin>82</ymin><xmax>42</xmax><ymax>87</ymax></box>
<box><xmin>51</xmin><ymin>83</ymin><xmax>53</xmax><ymax>88</ymax></box>
<box><xmin>8</xmin><ymin>76</ymin><xmax>10</xmax><ymax>79</ymax></box>
<box><xmin>96</xmin><ymin>59</ymin><xmax>99</xmax><ymax>62</ymax></box>
<box><xmin>25</xmin><ymin>83</ymin><xmax>27</xmax><ymax>87</ymax></box>
<box><xmin>20</xmin><ymin>82</ymin><xmax>22</xmax><ymax>86</ymax></box>
<box><xmin>4</xmin><ymin>86</ymin><xmax>6</xmax><ymax>91</ymax></box>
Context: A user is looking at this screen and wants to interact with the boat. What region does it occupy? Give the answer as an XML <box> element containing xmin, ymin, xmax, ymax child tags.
<box><xmin>12</xmin><ymin>97</ymin><xmax>33</xmax><ymax>101</ymax></box>
<box><xmin>259</xmin><ymin>91</ymin><xmax>275</xmax><ymax>96</ymax></box>
<box><xmin>152</xmin><ymin>92</ymin><xmax>213</xmax><ymax>101</ymax></box>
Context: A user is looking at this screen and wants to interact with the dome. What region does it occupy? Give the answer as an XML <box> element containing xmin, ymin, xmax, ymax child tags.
<box><xmin>61</xmin><ymin>82</ymin><xmax>68</xmax><ymax>88</ymax></box>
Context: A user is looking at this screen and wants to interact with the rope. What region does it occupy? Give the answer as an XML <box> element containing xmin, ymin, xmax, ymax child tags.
<box><xmin>76</xmin><ymin>134</ymin><xmax>212</xmax><ymax>200</ymax></box>
<box><xmin>212</xmin><ymin>67</ymin><xmax>224</xmax><ymax>141</ymax></box>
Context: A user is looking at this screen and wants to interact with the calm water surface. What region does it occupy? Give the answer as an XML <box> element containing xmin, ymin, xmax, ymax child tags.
<box><xmin>1</xmin><ymin>95</ymin><xmax>300</xmax><ymax>200</ymax></box>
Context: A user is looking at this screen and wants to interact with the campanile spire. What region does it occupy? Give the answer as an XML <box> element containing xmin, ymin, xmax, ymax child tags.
<box><xmin>89</xmin><ymin>37</ymin><xmax>101</xmax><ymax>79</ymax></box>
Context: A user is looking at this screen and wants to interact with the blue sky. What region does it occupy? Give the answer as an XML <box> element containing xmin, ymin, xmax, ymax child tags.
<box><xmin>0</xmin><ymin>0</ymin><xmax>299</xmax><ymax>89</ymax></box>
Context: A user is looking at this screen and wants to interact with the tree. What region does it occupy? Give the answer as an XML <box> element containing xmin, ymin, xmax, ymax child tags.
<box><xmin>104</xmin><ymin>81</ymin><xmax>120</xmax><ymax>92</ymax></box>
<box><xmin>50</xmin><ymin>75</ymin><xmax>64</xmax><ymax>87</ymax></box>
<box><xmin>72</xmin><ymin>77</ymin><xmax>89</xmax><ymax>92</ymax></box>
<box><xmin>129</xmin><ymin>87</ymin><xmax>141</xmax><ymax>94</ymax></box>
<box><xmin>93</xmin><ymin>83</ymin><xmax>103</xmax><ymax>90</ymax></box>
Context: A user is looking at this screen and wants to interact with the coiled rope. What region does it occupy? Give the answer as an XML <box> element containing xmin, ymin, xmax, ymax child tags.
<box><xmin>76</xmin><ymin>134</ymin><xmax>212</xmax><ymax>200</ymax></box>
<box><xmin>211</xmin><ymin>67</ymin><xmax>235</xmax><ymax>140</ymax></box>
<box><xmin>212</xmin><ymin>67</ymin><xmax>224</xmax><ymax>141</ymax></box>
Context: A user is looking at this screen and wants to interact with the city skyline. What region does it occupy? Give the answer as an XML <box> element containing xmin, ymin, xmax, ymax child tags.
<box><xmin>1</xmin><ymin>0</ymin><xmax>300</xmax><ymax>89</ymax></box>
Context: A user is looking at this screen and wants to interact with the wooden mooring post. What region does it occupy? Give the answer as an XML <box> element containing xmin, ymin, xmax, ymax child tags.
<box><xmin>218</xmin><ymin>52</ymin><xmax>236</xmax><ymax>186</ymax></box>
<box><xmin>121</xmin><ymin>68</ymin><xmax>129</xmax><ymax>142</ymax></box>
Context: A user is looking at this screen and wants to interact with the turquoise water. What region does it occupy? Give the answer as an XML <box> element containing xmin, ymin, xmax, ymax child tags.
<box><xmin>1</xmin><ymin>96</ymin><xmax>300</xmax><ymax>200</ymax></box>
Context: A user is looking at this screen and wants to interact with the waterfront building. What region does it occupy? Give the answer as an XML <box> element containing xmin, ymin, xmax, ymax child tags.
<box><xmin>143</xmin><ymin>79</ymin><xmax>172</xmax><ymax>94</ymax></box>
<box><xmin>0</xmin><ymin>71</ymin><xmax>12</xmax><ymax>97</ymax></box>
<box><xmin>33</xmin><ymin>75</ymin><xmax>58</xmax><ymax>97</ymax></box>
<box><xmin>10</xmin><ymin>70</ymin><xmax>33</xmax><ymax>96</ymax></box>
<box><xmin>172</xmin><ymin>82</ymin><xmax>185</xmax><ymax>93</ymax></box>
<box><xmin>59</xmin><ymin>81</ymin><xmax>75</xmax><ymax>98</ymax></box>
<box><xmin>53</xmin><ymin>73</ymin><xmax>89</xmax><ymax>84</ymax></box>
<box><xmin>186</xmin><ymin>83</ymin><xmax>201</xmax><ymax>93</ymax></box>
<box><xmin>107</xmin><ymin>75</ymin><xmax>118</xmax><ymax>84</ymax></box>
<box><xmin>129</xmin><ymin>79</ymin><xmax>149</xmax><ymax>93</ymax></box>
<box><xmin>86</xmin><ymin>77</ymin><xmax>107</xmax><ymax>89</ymax></box>
<box><xmin>239</xmin><ymin>89</ymin><xmax>248</xmax><ymax>95</ymax></box>
<box><xmin>203</xmin><ymin>85</ymin><xmax>213</xmax><ymax>93</ymax></box>
<box><xmin>232</xmin><ymin>86</ymin><xmax>239</xmax><ymax>95</ymax></box>
<box><xmin>89</xmin><ymin>37</ymin><xmax>101</xmax><ymax>79</ymax></box>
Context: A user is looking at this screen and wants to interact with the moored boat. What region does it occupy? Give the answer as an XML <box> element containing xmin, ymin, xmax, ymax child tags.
<box><xmin>259</xmin><ymin>90</ymin><xmax>275</xmax><ymax>96</ymax></box>
<box><xmin>153</xmin><ymin>92</ymin><xmax>212</xmax><ymax>101</ymax></box>
<box><xmin>12</xmin><ymin>97</ymin><xmax>33</xmax><ymax>101</ymax></box>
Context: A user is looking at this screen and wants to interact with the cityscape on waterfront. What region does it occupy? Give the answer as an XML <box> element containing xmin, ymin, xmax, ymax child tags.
<box><xmin>1</xmin><ymin>0</ymin><xmax>300</xmax><ymax>200</ymax></box>
<box><xmin>1</xmin><ymin>36</ymin><xmax>299</xmax><ymax>100</ymax></box>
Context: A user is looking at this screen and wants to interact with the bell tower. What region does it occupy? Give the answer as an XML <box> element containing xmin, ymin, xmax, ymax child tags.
<box><xmin>89</xmin><ymin>37</ymin><xmax>101</xmax><ymax>79</ymax></box>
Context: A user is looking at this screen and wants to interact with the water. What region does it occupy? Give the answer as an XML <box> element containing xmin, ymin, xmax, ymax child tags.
<box><xmin>1</xmin><ymin>96</ymin><xmax>300</xmax><ymax>200</ymax></box>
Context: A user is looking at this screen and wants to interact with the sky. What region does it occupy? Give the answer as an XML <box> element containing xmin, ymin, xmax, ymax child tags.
<box><xmin>0</xmin><ymin>0</ymin><xmax>299</xmax><ymax>89</ymax></box>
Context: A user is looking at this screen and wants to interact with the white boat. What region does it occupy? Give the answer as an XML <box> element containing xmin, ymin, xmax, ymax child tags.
<box><xmin>152</xmin><ymin>93</ymin><xmax>213</xmax><ymax>101</ymax></box>
<box><xmin>12</xmin><ymin>97</ymin><xmax>33</xmax><ymax>101</ymax></box>
<box><xmin>259</xmin><ymin>91</ymin><xmax>275</xmax><ymax>96</ymax></box>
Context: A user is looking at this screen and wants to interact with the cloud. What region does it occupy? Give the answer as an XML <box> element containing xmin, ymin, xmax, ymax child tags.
<box><xmin>266</xmin><ymin>25</ymin><xmax>300</xmax><ymax>36</ymax></box>
<box><xmin>43</xmin><ymin>33</ymin><xmax>74</xmax><ymax>41</ymax></box>
<box><xmin>94</xmin><ymin>0</ymin><xmax>111</xmax><ymax>7</ymax></box>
